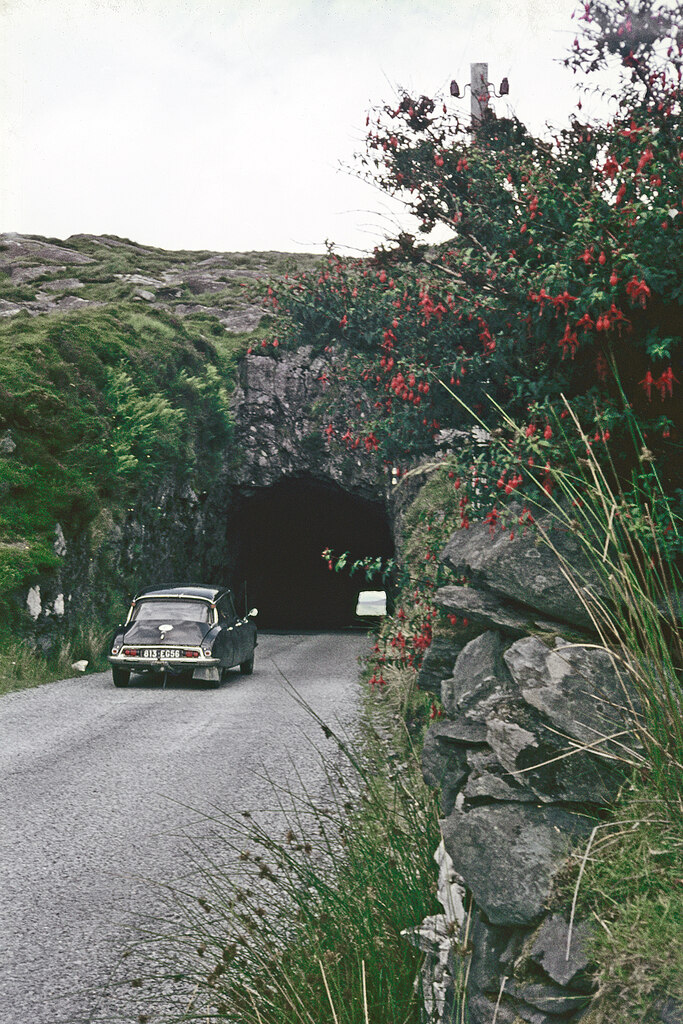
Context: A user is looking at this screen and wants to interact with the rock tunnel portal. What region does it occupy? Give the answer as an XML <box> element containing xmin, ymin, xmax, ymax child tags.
<box><xmin>229</xmin><ymin>477</ymin><xmax>394</xmax><ymax>630</ymax></box>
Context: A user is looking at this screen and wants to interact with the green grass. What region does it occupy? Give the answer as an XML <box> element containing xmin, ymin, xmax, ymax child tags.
<box><xmin>0</xmin><ymin>234</ymin><xmax>325</xmax><ymax>675</ymax></box>
<box><xmin>554</xmin><ymin>780</ymin><xmax>683</xmax><ymax>1024</ymax></box>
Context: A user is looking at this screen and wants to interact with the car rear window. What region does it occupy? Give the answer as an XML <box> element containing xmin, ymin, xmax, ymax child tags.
<box><xmin>131</xmin><ymin>599</ymin><xmax>211</xmax><ymax>623</ymax></box>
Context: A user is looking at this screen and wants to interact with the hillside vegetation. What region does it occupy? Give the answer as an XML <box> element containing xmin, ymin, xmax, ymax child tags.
<box><xmin>0</xmin><ymin>233</ymin><xmax>318</xmax><ymax>638</ymax></box>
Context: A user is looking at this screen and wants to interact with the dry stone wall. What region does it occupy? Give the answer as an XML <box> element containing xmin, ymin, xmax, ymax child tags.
<box><xmin>409</xmin><ymin>514</ymin><xmax>645</xmax><ymax>1024</ymax></box>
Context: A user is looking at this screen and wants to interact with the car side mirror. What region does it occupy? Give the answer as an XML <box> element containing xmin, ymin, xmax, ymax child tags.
<box><xmin>247</xmin><ymin>608</ymin><xmax>258</xmax><ymax>618</ymax></box>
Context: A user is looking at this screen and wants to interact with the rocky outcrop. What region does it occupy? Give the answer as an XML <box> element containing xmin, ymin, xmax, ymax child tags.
<box><xmin>23</xmin><ymin>474</ymin><xmax>238</xmax><ymax>648</ymax></box>
<box><xmin>412</xmin><ymin>519</ymin><xmax>642</xmax><ymax>1024</ymax></box>
<box><xmin>0</xmin><ymin>232</ymin><xmax>272</xmax><ymax>329</ymax></box>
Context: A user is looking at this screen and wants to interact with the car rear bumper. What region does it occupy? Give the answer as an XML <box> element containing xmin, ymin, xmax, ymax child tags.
<box><xmin>108</xmin><ymin>654</ymin><xmax>220</xmax><ymax>672</ymax></box>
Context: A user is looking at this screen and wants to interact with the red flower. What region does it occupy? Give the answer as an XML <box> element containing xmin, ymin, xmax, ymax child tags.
<box><xmin>558</xmin><ymin>324</ymin><xmax>579</xmax><ymax>360</ymax></box>
<box><xmin>484</xmin><ymin>507</ymin><xmax>500</xmax><ymax>536</ymax></box>
<box><xmin>636</xmin><ymin>146</ymin><xmax>654</xmax><ymax>174</ymax></box>
<box><xmin>640</xmin><ymin>369</ymin><xmax>654</xmax><ymax>401</ymax></box>
<box><xmin>602</xmin><ymin>155</ymin><xmax>619</xmax><ymax>180</ymax></box>
<box><xmin>655</xmin><ymin>367</ymin><xmax>679</xmax><ymax>399</ymax></box>
<box><xmin>625</xmin><ymin>276</ymin><xmax>651</xmax><ymax>308</ymax></box>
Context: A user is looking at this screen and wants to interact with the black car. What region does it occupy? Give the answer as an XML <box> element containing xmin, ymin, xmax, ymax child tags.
<box><xmin>108</xmin><ymin>585</ymin><xmax>257</xmax><ymax>687</ymax></box>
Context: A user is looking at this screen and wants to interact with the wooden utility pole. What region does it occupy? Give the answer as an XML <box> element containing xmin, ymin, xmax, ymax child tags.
<box><xmin>470</xmin><ymin>62</ymin><xmax>489</xmax><ymax>126</ymax></box>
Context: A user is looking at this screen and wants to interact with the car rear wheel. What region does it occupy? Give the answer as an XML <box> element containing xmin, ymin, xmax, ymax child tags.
<box><xmin>240</xmin><ymin>656</ymin><xmax>254</xmax><ymax>675</ymax></box>
<box><xmin>112</xmin><ymin>667</ymin><xmax>130</xmax><ymax>688</ymax></box>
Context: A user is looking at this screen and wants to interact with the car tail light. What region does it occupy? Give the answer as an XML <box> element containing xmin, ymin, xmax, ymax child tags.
<box><xmin>184</xmin><ymin>650</ymin><xmax>200</xmax><ymax>658</ymax></box>
<box><xmin>123</xmin><ymin>648</ymin><xmax>138</xmax><ymax>656</ymax></box>
<box><xmin>203</xmin><ymin>648</ymin><xmax>212</xmax><ymax>657</ymax></box>
<box><xmin>111</xmin><ymin>647</ymin><xmax>120</xmax><ymax>655</ymax></box>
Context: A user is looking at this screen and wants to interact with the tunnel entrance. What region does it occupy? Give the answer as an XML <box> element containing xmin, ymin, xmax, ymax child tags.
<box><xmin>230</xmin><ymin>476</ymin><xmax>394</xmax><ymax>629</ymax></box>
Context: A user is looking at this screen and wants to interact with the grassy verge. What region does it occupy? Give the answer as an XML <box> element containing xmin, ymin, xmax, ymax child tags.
<box><xmin>0</xmin><ymin>305</ymin><xmax>246</xmax><ymax>619</ymax></box>
<box><xmin>0</xmin><ymin>234</ymin><xmax>320</xmax><ymax>648</ymax></box>
<box><xmin>134</xmin><ymin>680</ymin><xmax>441</xmax><ymax>1023</ymax></box>
<box><xmin>0</xmin><ymin>622</ymin><xmax>113</xmax><ymax>695</ymax></box>
<box><xmin>554</xmin><ymin>780</ymin><xmax>683</xmax><ymax>1024</ymax></box>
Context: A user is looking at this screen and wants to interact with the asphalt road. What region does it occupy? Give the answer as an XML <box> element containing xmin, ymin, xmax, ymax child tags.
<box><xmin>0</xmin><ymin>631</ymin><xmax>369</xmax><ymax>1024</ymax></box>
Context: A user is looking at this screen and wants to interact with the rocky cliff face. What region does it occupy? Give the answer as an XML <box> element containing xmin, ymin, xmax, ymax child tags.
<box><xmin>230</xmin><ymin>346</ymin><xmax>389</xmax><ymax>500</ymax></box>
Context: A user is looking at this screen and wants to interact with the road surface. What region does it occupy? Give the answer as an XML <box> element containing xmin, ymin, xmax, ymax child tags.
<box><xmin>0</xmin><ymin>631</ymin><xmax>369</xmax><ymax>1024</ymax></box>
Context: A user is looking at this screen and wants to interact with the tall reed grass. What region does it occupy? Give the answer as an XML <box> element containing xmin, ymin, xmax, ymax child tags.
<box><xmin>447</xmin><ymin>380</ymin><xmax>682</xmax><ymax>810</ymax></box>
<box><xmin>514</xmin><ymin>399</ymin><xmax>681</xmax><ymax>809</ymax></box>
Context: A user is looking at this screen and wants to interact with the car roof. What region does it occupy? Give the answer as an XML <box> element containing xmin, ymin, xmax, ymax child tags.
<box><xmin>134</xmin><ymin>585</ymin><xmax>231</xmax><ymax>603</ymax></box>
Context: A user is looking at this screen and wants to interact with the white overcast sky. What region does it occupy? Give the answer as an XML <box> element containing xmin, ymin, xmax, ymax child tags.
<box><xmin>1</xmin><ymin>0</ymin><xmax>590</xmax><ymax>255</ymax></box>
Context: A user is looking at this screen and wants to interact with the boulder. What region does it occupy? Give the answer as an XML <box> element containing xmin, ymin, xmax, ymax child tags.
<box><xmin>441</xmin><ymin>630</ymin><xmax>511</xmax><ymax>720</ymax></box>
<box><xmin>463</xmin><ymin>748</ymin><xmax>537</xmax><ymax>803</ymax></box>
<box><xmin>485</xmin><ymin>707</ymin><xmax>624</xmax><ymax>806</ymax></box>
<box><xmin>508</xmin><ymin>980</ymin><xmax>591</xmax><ymax>1015</ymax></box>
<box><xmin>436</xmin><ymin>585</ymin><xmax>571</xmax><ymax>638</ymax></box>
<box><xmin>655</xmin><ymin>996</ymin><xmax>683</xmax><ymax>1024</ymax></box>
<box><xmin>465</xmin><ymin>991</ymin><xmax>519</xmax><ymax>1024</ymax></box>
<box><xmin>416</xmin><ymin>635</ymin><xmax>461</xmax><ymax>692</ymax></box>
<box><xmin>422</xmin><ymin>723</ymin><xmax>470</xmax><ymax>815</ymax></box>
<box><xmin>468</xmin><ymin>910</ymin><xmax>524</xmax><ymax>995</ymax></box>
<box><xmin>0</xmin><ymin>233</ymin><xmax>95</xmax><ymax>264</ymax></box>
<box><xmin>0</xmin><ymin>430</ymin><xmax>16</xmax><ymax>456</ymax></box>
<box><xmin>528</xmin><ymin>913</ymin><xmax>593</xmax><ymax>988</ymax></box>
<box><xmin>441</xmin><ymin>802</ymin><xmax>594</xmax><ymax>926</ymax></box>
<box><xmin>439</xmin><ymin>508</ymin><xmax>603</xmax><ymax>630</ymax></box>
<box><xmin>504</xmin><ymin>635</ymin><xmax>639</xmax><ymax>752</ymax></box>
<box><xmin>513</xmin><ymin>1005</ymin><xmax>560</xmax><ymax>1024</ymax></box>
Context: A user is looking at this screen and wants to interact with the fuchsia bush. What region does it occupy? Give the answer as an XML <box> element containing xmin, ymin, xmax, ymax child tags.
<box><xmin>272</xmin><ymin>0</ymin><xmax>681</xmax><ymax>517</ymax></box>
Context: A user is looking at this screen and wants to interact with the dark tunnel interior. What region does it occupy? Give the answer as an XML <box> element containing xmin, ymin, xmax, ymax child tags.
<box><xmin>229</xmin><ymin>476</ymin><xmax>394</xmax><ymax>629</ymax></box>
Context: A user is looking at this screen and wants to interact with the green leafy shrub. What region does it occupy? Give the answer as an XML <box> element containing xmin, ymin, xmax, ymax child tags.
<box><xmin>0</xmin><ymin>305</ymin><xmax>237</xmax><ymax>627</ymax></box>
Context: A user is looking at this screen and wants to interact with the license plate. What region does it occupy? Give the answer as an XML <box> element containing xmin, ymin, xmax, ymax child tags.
<box><xmin>141</xmin><ymin>648</ymin><xmax>182</xmax><ymax>659</ymax></box>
